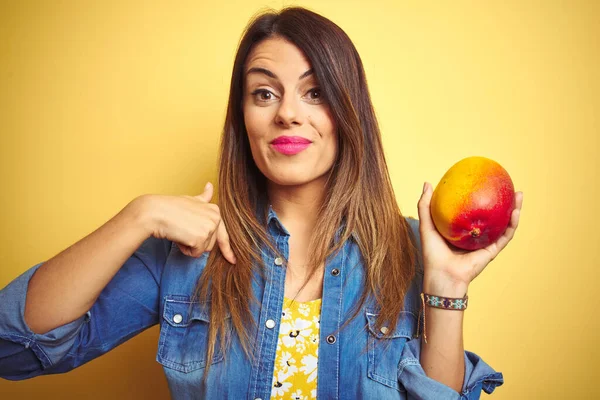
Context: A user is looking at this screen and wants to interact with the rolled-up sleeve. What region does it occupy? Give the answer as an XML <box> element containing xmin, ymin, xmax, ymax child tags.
<box><xmin>400</xmin><ymin>216</ymin><xmax>505</xmax><ymax>398</ymax></box>
<box><xmin>397</xmin><ymin>337</ymin><xmax>504</xmax><ymax>399</ymax></box>
<box><xmin>0</xmin><ymin>237</ymin><xmax>171</xmax><ymax>380</ymax></box>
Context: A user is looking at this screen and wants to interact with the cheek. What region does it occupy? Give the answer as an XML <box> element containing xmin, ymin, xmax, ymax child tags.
<box><xmin>311</xmin><ymin>115</ymin><xmax>337</xmax><ymax>151</ymax></box>
<box><xmin>324</xmin><ymin>125</ymin><xmax>339</xmax><ymax>164</ymax></box>
<box><xmin>244</xmin><ymin>107</ymin><xmax>271</xmax><ymax>139</ymax></box>
<box><xmin>325</xmin><ymin>134</ymin><xmax>338</xmax><ymax>163</ymax></box>
<box><xmin>243</xmin><ymin>114</ymin><xmax>269</xmax><ymax>166</ymax></box>
<box><xmin>309</xmin><ymin>107</ymin><xmax>336</xmax><ymax>135</ymax></box>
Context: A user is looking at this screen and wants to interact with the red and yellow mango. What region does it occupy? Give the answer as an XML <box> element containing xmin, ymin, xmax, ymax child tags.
<box><xmin>430</xmin><ymin>156</ymin><xmax>515</xmax><ymax>251</ymax></box>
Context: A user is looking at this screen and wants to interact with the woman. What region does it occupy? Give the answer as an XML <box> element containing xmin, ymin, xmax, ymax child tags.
<box><xmin>0</xmin><ymin>6</ymin><xmax>522</xmax><ymax>399</ymax></box>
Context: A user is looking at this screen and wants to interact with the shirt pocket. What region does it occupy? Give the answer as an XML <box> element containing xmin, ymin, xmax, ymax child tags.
<box><xmin>365</xmin><ymin>309</ymin><xmax>417</xmax><ymax>392</ymax></box>
<box><xmin>157</xmin><ymin>294</ymin><xmax>230</xmax><ymax>373</ymax></box>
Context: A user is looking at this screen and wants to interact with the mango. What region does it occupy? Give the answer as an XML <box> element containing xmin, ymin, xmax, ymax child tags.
<box><xmin>430</xmin><ymin>156</ymin><xmax>515</xmax><ymax>250</ymax></box>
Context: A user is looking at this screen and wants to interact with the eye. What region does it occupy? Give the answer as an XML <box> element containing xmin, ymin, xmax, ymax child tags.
<box><xmin>250</xmin><ymin>89</ymin><xmax>276</xmax><ymax>102</ymax></box>
<box><xmin>306</xmin><ymin>87</ymin><xmax>324</xmax><ymax>103</ymax></box>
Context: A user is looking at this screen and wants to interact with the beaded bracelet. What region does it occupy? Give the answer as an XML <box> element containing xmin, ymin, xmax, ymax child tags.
<box><xmin>416</xmin><ymin>292</ymin><xmax>469</xmax><ymax>344</ymax></box>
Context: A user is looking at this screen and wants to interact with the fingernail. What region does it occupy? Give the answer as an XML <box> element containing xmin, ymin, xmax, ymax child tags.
<box><xmin>205</xmin><ymin>182</ymin><xmax>211</xmax><ymax>190</ymax></box>
<box><xmin>422</xmin><ymin>182</ymin><xmax>427</xmax><ymax>194</ymax></box>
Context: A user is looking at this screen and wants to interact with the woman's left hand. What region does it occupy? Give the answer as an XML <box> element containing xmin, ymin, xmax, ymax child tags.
<box><xmin>416</xmin><ymin>182</ymin><xmax>524</xmax><ymax>296</ymax></box>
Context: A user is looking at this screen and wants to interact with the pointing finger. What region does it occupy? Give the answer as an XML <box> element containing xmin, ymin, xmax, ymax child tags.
<box><xmin>217</xmin><ymin>220</ymin><xmax>237</xmax><ymax>264</ymax></box>
<box><xmin>205</xmin><ymin>224</ymin><xmax>218</xmax><ymax>252</ymax></box>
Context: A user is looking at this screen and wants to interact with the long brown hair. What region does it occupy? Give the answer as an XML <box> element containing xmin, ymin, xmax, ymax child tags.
<box><xmin>192</xmin><ymin>5</ymin><xmax>418</xmax><ymax>379</ymax></box>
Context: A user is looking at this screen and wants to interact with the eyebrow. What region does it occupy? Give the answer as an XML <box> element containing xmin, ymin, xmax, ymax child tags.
<box><xmin>245</xmin><ymin>67</ymin><xmax>314</xmax><ymax>81</ymax></box>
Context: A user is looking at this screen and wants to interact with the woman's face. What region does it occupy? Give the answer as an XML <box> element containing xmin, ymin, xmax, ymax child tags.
<box><xmin>242</xmin><ymin>37</ymin><xmax>338</xmax><ymax>187</ymax></box>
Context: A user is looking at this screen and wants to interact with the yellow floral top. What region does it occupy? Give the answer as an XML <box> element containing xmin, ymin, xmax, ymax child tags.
<box><xmin>271</xmin><ymin>296</ymin><xmax>322</xmax><ymax>399</ymax></box>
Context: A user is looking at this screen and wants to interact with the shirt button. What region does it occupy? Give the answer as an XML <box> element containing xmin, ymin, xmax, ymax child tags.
<box><xmin>274</xmin><ymin>257</ymin><xmax>283</xmax><ymax>266</ymax></box>
<box><xmin>265</xmin><ymin>319</ymin><xmax>276</xmax><ymax>329</ymax></box>
<box><xmin>173</xmin><ymin>314</ymin><xmax>183</xmax><ymax>324</ymax></box>
<box><xmin>326</xmin><ymin>334</ymin><xmax>336</xmax><ymax>344</ymax></box>
<box><xmin>380</xmin><ymin>326</ymin><xmax>389</xmax><ymax>335</ymax></box>
<box><xmin>331</xmin><ymin>268</ymin><xmax>340</xmax><ymax>276</ymax></box>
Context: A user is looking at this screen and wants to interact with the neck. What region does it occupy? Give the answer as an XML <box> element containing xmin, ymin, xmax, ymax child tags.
<box><xmin>266</xmin><ymin>175</ymin><xmax>327</xmax><ymax>232</ymax></box>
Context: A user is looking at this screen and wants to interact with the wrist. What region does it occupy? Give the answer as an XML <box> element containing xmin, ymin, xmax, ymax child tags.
<box><xmin>423</xmin><ymin>274</ymin><xmax>469</xmax><ymax>298</ymax></box>
<box><xmin>127</xmin><ymin>194</ymin><xmax>161</xmax><ymax>238</ymax></box>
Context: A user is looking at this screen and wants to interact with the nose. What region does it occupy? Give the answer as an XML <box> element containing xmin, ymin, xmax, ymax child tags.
<box><xmin>275</xmin><ymin>94</ymin><xmax>304</xmax><ymax>128</ymax></box>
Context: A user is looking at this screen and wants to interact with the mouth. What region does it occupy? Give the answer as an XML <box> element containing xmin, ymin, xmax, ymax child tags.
<box><xmin>270</xmin><ymin>136</ymin><xmax>313</xmax><ymax>155</ymax></box>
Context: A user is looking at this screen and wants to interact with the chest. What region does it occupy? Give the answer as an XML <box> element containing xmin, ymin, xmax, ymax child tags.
<box><xmin>283</xmin><ymin>235</ymin><xmax>325</xmax><ymax>302</ymax></box>
<box><xmin>157</xmin><ymin>238</ymin><xmax>420</xmax><ymax>399</ymax></box>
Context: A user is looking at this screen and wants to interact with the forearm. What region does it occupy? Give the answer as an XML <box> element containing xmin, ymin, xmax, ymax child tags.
<box><xmin>420</xmin><ymin>276</ymin><xmax>468</xmax><ymax>393</ymax></box>
<box><xmin>24</xmin><ymin>195</ymin><xmax>155</xmax><ymax>335</ymax></box>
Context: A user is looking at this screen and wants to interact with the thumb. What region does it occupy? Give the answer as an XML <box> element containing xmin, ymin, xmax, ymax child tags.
<box><xmin>195</xmin><ymin>182</ymin><xmax>214</xmax><ymax>203</ymax></box>
<box><xmin>417</xmin><ymin>182</ymin><xmax>435</xmax><ymax>232</ymax></box>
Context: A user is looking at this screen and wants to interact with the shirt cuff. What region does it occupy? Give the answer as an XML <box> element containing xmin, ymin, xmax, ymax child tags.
<box><xmin>397</xmin><ymin>336</ymin><xmax>504</xmax><ymax>399</ymax></box>
<box><xmin>0</xmin><ymin>262</ymin><xmax>90</xmax><ymax>369</ymax></box>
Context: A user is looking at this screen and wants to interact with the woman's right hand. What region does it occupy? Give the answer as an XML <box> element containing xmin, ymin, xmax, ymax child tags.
<box><xmin>139</xmin><ymin>182</ymin><xmax>237</xmax><ymax>263</ymax></box>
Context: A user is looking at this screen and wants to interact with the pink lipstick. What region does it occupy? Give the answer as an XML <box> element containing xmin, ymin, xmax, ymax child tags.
<box><xmin>270</xmin><ymin>136</ymin><xmax>312</xmax><ymax>155</ymax></box>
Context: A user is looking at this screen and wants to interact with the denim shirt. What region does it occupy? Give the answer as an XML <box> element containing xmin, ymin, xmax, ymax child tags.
<box><xmin>0</xmin><ymin>206</ymin><xmax>504</xmax><ymax>399</ymax></box>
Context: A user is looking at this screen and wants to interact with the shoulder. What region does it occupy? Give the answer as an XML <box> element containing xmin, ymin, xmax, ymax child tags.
<box><xmin>403</xmin><ymin>216</ymin><xmax>423</xmax><ymax>275</ymax></box>
<box><xmin>158</xmin><ymin>242</ymin><xmax>214</xmax><ymax>295</ymax></box>
<box><xmin>403</xmin><ymin>216</ymin><xmax>421</xmax><ymax>248</ymax></box>
<box><xmin>135</xmin><ymin>236</ymin><xmax>173</xmax><ymax>266</ymax></box>
<box><xmin>130</xmin><ymin>237</ymin><xmax>173</xmax><ymax>284</ymax></box>
<box><xmin>404</xmin><ymin>216</ymin><xmax>419</xmax><ymax>233</ymax></box>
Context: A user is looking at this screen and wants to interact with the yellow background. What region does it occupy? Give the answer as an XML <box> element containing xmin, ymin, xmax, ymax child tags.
<box><xmin>1</xmin><ymin>1</ymin><xmax>598</xmax><ymax>398</ymax></box>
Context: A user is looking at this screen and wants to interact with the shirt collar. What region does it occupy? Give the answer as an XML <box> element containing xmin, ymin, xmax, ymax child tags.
<box><xmin>267</xmin><ymin>204</ymin><xmax>290</xmax><ymax>237</ymax></box>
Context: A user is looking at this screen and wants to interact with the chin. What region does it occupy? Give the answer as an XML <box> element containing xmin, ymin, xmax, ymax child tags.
<box><xmin>265</xmin><ymin>175</ymin><xmax>312</xmax><ymax>187</ymax></box>
<box><xmin>262</xmin><ymin>169</ymin><xmax>320</xmax><ymax>187</ymax></box>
